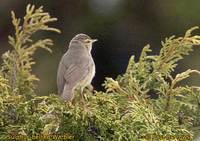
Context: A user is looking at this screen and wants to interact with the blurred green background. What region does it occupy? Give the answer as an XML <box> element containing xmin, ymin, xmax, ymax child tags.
<box><xmin>0</xmin><ymin>0</ymin><xmax>199</xmax><ymax>95</ymax></box>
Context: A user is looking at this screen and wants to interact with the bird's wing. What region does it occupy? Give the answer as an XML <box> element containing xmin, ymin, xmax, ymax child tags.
<box><xmin>57</xmin><ymin>44</ymin><xmax>90</xmax><ymax>95</ymax></box>
<box><xmin>57</xmin><ymin>60</ymin><xmax>66</xmax><ymax>95</ymax></box>
<box><xmin>62</xmin><ymin>57</ymin><xmax>90</xmax><ymax>87</ymax></box>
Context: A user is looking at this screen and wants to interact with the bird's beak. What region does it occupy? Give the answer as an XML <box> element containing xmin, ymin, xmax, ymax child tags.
<box><xmin>91</xmin><ymin>39</ymin><xmax>98</xmax><ymax>43</ymax></box>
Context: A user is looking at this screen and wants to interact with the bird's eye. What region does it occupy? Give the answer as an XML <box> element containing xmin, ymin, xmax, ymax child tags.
<box><xmin>85</xmin><ymin>39</ymin><xmax>90</xmax><ymax>43</ymax></box>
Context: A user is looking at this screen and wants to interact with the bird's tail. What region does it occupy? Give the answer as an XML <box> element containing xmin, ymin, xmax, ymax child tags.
<box><xmin>61</xmin><ymin>84</ymin><xmax>74</xmax><ymax>102</ymax></box>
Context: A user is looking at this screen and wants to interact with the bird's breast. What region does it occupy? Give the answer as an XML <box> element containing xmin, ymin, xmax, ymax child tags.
<box><xmin>81</xmin><ymin>56</ymin><xmax>95</xmax><ymax>87</ymax></box>
<box><xmin>90</xmin><ymin>58</ymin><xmax>95</xmax><ymax>80</ymax></box>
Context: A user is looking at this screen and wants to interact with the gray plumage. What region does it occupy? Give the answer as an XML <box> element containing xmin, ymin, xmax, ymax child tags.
<box><xmin>57</xmin><ymin>34</ymin><xmax>97</xmax><ymax>101</ymax></box>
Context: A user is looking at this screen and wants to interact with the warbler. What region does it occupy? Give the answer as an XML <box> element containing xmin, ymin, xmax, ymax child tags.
<box><xmin>57</xmin><ymin>34</ymin><xmax>97</xmax><ymax>102</ymax></box>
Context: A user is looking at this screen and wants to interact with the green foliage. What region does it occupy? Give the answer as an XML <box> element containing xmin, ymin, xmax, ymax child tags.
<box><xmin>0</xmin><ymin>4</ymin><xmax>200</xmax><ymax>141</ymax></box>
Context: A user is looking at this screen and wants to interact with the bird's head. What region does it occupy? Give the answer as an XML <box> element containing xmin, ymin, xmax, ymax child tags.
<box><xmin>71</xmin><ymin>33</ymin><xmax>97</xmax><ymax>51</ymax></box>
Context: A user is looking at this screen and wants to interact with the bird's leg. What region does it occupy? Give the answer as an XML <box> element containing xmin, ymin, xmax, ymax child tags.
<box><xmin>66</xmin><ymin>101</ymin><xmax>73</xmax><ymax>108</ymax></box>
<box><xmin>80</xmin><ymin>87</ymin><xmax>85</xmax><ymax>103</ymax></box>
<box><xmin>80</xmin><ymin>87</ymin><xmax>88</xmax><ymax>111</ymax></box>
<box><xmin>80</xmin><ymin>87</ymin><xmax>89</xmax><ymax>111</ymax></box>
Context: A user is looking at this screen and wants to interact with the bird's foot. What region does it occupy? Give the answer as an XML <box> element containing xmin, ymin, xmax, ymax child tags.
<box><xmin>65</xmin><ymin>101</ymin><xmax>74</xmax><ymax>108</ymax></box>
<box><xmin>81</xmin><ymin>94</ymin><xmax>85</xmax><ymax>104</ymax></box>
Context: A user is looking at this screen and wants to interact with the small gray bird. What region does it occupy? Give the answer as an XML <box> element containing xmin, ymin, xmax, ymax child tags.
<box><xmin>57</xmin><ymin>34</ymin><xmax>97</xmax><ymax>102</ymax></box>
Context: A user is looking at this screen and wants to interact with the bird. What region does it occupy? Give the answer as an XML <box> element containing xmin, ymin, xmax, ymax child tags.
<box><xmin>57</xmin><ymin>33</ymin><xmax>97</xmax><ymax>102</ymax></box>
